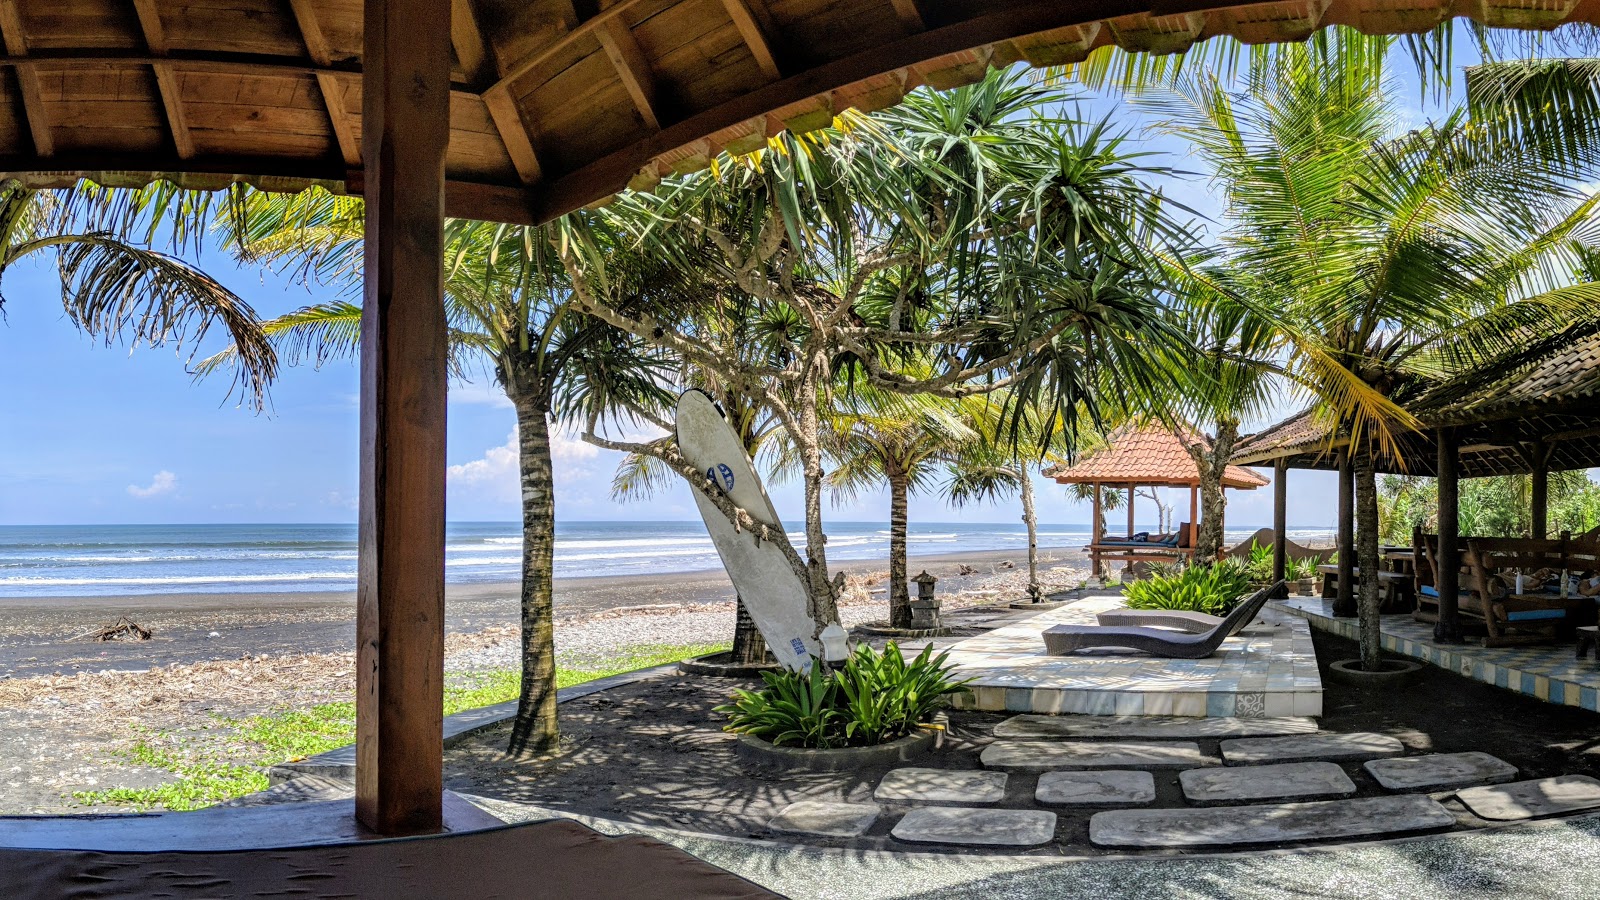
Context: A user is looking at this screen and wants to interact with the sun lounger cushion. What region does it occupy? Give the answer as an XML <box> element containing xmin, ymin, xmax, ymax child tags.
<box><xmin>1418</xmin><ymin>585</ymin><xmax>1470</xmax><ymax>599</ymax></box>
<box><xmin>1505</xmin><ymin>609</ymin><xmax>1568</xmax><ymax>622</ymax></box>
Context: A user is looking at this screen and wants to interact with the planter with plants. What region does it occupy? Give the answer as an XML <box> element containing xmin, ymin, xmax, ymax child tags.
<box><xmin>717</xmin><ymin>642</ymin><xmax>969</xmax><ymax>772</ymax></box>
<box><xmin>1121</xmin><ymin>559</ymin><xmax>1252</xmax><ymax>615</ymax></box>
<box><xmin>1242</xmin><ymin>541</ymin><xmax>1276</xmax><ymax>589</ymax></box>
<box><xmin>1291</xmin><ymin>556</ymin><xmax>1322</xmax><ymax>596</ymax></box>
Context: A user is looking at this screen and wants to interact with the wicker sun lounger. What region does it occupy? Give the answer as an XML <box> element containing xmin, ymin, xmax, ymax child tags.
<box><xmin>1043</xmin><ymin>583</ymin><xmax>1279</xmax><ymax>658</ymax></box>
<box><xmin>1094</xmin><ymin>608</ymin><xmax>1225</xmax><ymax>635</ymax></box>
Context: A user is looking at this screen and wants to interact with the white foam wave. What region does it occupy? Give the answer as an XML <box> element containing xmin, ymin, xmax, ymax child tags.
<box><xmin>0</xmin><ymin>572</ymin><xmax>355</xmax><ymax>587</ymax></box>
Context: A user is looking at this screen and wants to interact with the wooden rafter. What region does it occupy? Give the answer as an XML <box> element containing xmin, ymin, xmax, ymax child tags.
<box><xmin>595</xmin><ymin>18</ymin><xmax>660</xmax><ymax>129</ymax></box>
<box><xmin>452</xmin><ymin>0</ymin><xmax>496</xmax><ymax>85</ymax></box>
<box><xmin>131</xmin><ymin>0</ymin><xmax>195</xmax><ymax>160</ymax></box>
<box><xmin>284</xmin><ymin>0</ymin><xmax>358</xmax><ymax>168</ymax></box>
<box><xmin>887</xmin><ymin>0</ymin><xmax>926</xmax><ymax>31</ymax></box>
<box><xmin>0</xmin><ymin>0</ymin><xmax>47</xmax><ymax>158</ymax></box>
<box><xmin>489</xmin><ymin>0</ymin><xmax>651</xmax><ymax>95</ymax></box>
<box><xmin>482</xmin><ymin>85</ymin><xmax>543</xmax><ymax>185</ymax></box>
<box><xmin>719</xmin><ymin>0</ymin><xmax>782</xmax><ymax>80</ymax></box>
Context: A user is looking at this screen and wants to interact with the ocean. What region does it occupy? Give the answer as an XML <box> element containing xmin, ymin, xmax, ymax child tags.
<box><xmin>0</xmin><ymin>522</ymin><xmax>1337</xmax><ymax>598</ymax></box>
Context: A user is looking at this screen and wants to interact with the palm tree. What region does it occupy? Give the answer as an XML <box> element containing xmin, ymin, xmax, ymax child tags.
<box><xmin>1135</xmin><ymin>28</ymin><xmax>1600</xmax><ymax>667</ymax></box>
<box><xmin>0</xmin><ymin>181</ymin><xmax>275</xmax><ymax>402</ymax></box>
<box><xmin>823</xmin><ymin>388</ymin><xmax>977</xmax><ymax>627</ymax></box>
<box><xmin>204</xmin><ymin>192</ymin><xmax>673</xmax><ymax>756</ymax></box>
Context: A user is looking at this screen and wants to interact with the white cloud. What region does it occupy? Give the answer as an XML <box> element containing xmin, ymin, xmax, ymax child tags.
<box><xmin>449</xmin><ymin>427</ymin><xmax>601</xmax><ymax>504</ymax></box>
<box><xmin>449</xmin><ymin>431</ymin><xmax>520</xmax><ymax>488</ymax></box>
<box><xmin>127</xmin><ymin>470</ymin><xmax>177</xmax><ymax>499</ymax></box>
<box><xmin>450</xmin><ymin>381</ymin><xmax>513</xmax><ymax>409</ymax></box>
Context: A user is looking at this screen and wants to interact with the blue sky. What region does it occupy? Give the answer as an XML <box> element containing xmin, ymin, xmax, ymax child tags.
<box><xmin>0</xmin><ymin>39</ymin><xmax>1471</xmax><ymax>530</ymax></box>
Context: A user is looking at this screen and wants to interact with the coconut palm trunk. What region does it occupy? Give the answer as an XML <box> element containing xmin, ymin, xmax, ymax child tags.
<box><xmin>508</xmin><ymin>388</ymin><xmax>559</xmax><ymax>756</ymax></box>
<box><xmin>795</xmin><ymin>362</ymin><xmax>840</xmax><ymax>631</ymax></box>
<box><xmin>730</xmin><ymin>595</ymin><xmax>767</xmax><ymax>665</ymax></box>
<box><xmin>1020</xmin><ymin>462</ymin><xmax>1041</xmax><ymax>602</ymax></box>
<box><xmin>1353</xmin><ymin>450</ymin><xmax>1383</xmax><ymax>671</ymax></box>
<box><xmin>887</xmin><ymin>464</ymin><xmax>911</xmax><ymax>628</ymax></box>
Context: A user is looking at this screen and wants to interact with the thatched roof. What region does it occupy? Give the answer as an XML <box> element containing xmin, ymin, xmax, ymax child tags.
<box><xmin>1045</xmin><ymin>424</ymin><xmax>1270</xmax><ymax>489</ymax></box>
<box><xmin>1232</xmin><ymin>333</ymin><xmax>1600</xmax><ymax>477</ymax></box>
<box><xmin>5</xmin><ymin>0</ymin><xmax>1599</xmax><ymax>223</ymax></box>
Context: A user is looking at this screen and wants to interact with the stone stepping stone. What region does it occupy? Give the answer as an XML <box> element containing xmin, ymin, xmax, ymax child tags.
<box><xmin>1036</xmin><ymin>770</ymin><xmax>1156</xmax><ymax>807</ymax></box>
<box><xmin>1221</xmin><ymin>732</ymin><xmax>1403</xmax><ymax>765</ymax></box>
<box><xmin>1364</xmin><ymin>752</ymin><xmax>1518</xmax><ymax>792</ymax></box>
<box><xmin>874</xmin><ymin>768</ymin><xmax>1007</xmax><ymax>804</ymax></box>
<box><xmin>767</xmin><ymin>800</ymin><xmax>881</xmax><ymax>837</ymax></box>
<box><xmin>891</xmin><ymin>807</ymin><xmax>1057</xmax><ymax>847</ymax></box>
<box><xmin>1456</xmin><ymin>775</ymin><xmax>1600</xmax><ymax>821</ymax></box>
<box><xmin>1089</xmin><ymin>795</ymin><xmax>1454</xmax><ymax>848</ymax></box>
<box><xmin>995</xmin><ymin>714</ymin><xmax>1317</xmax><ymax>740</ymax></box>
<box><xmin>981</xmin><ymin>740</ymin><xmax>1214</xmax><ymax>771</ymax></box>
<box><xmin>1180</xmin><ymin>761</ymin><xmax>1356</xmax><ymax>805</ymax></box>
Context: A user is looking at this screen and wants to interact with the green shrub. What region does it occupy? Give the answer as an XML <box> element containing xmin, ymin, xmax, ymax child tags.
<box><xmin>1123</xmin><ymin>560</ymin><xmax>1252</xmax><ymax>614</ymax></box>
<box><xmin>1242</xmin><ymin>541</ymin><xmax>1275</xmax><ymax>583</ymax></box>
<box><xmin>716</xmin><ymin>643</ymin><xmax>969</xmax><ymax>749</ymax></box>
<box><xmin>1289</xmin><ymin>555</ymin><xmax>1323</xmax><ymax>580</ymax></box>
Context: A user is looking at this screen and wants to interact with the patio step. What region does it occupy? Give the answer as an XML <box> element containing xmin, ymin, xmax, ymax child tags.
<box><xmin>981</xmin><ymin>740</ymin><xmax>1215</xmax><ymax>771</ymax></box>
<box><xmin>1221</xmin><ymin>732</ymin><xmax>1404</xmax><ymax>765</ymax></box>
<box><xmin>1456</xmin><ymin>775</ymin><xmax>1600</xmax><ymax>821</ymax></box>
<box><xmin>1035</xmin><ymin>770</ymin><xmax>1156</xmax><ymax>807</ymax></box>
<box><xmin>994</xmin><ymin>714</ymin><xmax>1318</xmax><ymax>740</ymax></box>
<box><xmin>767</xmin><ymin>801</ymin><xmax>881</xmax><ymax>837</ymax></box>
<box><xmin>1089</xmin><ymin>795</ymin><xmax>1455</xmax><ymax>848</ymax></box>
<box><xmin>891</xmin><ymin>807</ymin><xmax>1057</xmax><ymax>847</ymax></box>
<box><xmin>873</xmin><ymin>768</ymin><xmax>1007</xmax><ymax>804</ymax></box>
<box><xmin>1179</xmin><ymin>761</ymin><xmax>1357</xmax><ymax>805</ymax></box>
<box><xmin>1363</xmin><ymin>752</ymin><xmax>1518</xmax><ymax>792</ymax></box>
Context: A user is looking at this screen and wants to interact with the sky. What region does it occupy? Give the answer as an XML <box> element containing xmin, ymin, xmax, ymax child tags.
<box><xmin>0</xmin><ymin>37</ymin><xmax>1474</xmax><ymax>531</ymax></box>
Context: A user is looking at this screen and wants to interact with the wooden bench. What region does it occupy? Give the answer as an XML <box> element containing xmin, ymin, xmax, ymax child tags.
<box><xmin>1318</xmin><ymin>565</ymin><xmax>1413</xmax><ymax>612</ymax></box>
<box><xmin>1458</xmin><ymin>536</ymin><xmax>1600</xmax><ymax>647</ymax></box>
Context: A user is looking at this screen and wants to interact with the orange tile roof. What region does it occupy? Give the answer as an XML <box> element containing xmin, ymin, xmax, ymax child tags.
<box><xmin>1044</xmin><ymin>424</ymin><xmax>1270</xmax><ymax>490</ymax></box>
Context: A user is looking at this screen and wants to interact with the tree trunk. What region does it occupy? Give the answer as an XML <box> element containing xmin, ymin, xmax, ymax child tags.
<box><xmin>1186</xmin><ymin>421</ymin><xmax>1238</xmax><ymax>563</ymax></box>
<box><xmin>1020</xmin><ymin>462</ymin><xmax>1041</xmax><ymax>602</ymax></box>
<box><xmin>729</xmin><ymin>594</ymin><xmax>768</xmax><ymax>665</ymax></box>
<box><xmin>1354</xmin><ymin>451</ymin><xmax>1383</xmax><ymax>671</ymax></box>
<box><xmin>888</xmin><ymin>467</ymin><xmax>911</xmax><ymax>628</ymax></box>
<box><xmin>508</xmin><ymin>389</ymin><xmax>559</xmax><ymax>757</ymax></box>
<box><xmin>794</xmin><ymin>363</ymin><xmax>839</xmax><ymax>634</ymax></box>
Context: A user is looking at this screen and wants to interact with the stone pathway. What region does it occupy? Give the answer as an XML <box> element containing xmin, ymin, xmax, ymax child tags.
<box><xmin>1090</xmin><ymin>796</ymin><xmax>1456</xmax><ymax>848</ymax></box>
<box><xmin>981</xmin><ymin>739</ymin><xmax>1214</xmax><ymax>770</ymax></box>
<box><xmin>873</xmin><ymin>768</ymin><xmax>1007</xmax><ymax>804</ymax></box>
<box><xmin>1456</xmin><ymin>775</ymin><xmax>1600</xmax><ymax>821</ymax></box>
<box><xmin>1220</xmin><ymin>732</ymin><xmax>1404</xmax><ymax>764</ymax></box>
<box><xmin>993</xmin><ymin>714</ymin><xmax>1317</xmax><ymax>740</ymax></box>
<box><xmin>1036</xmin><ymin>770</ymin><xmax>1155</xmax><ymax>806</ymax></box>
<box><xmin>1364</xmin><ymin>752</ymin><xmax>1518</xmax><ymax>791</ymax></box>
<box><xmin>891</xmin><ymin>808</ymin><xmax>1056</xmax><ymax>847</ymax></box>
<box><xmin>1179</xmin><ymin>761</ymin><xmax>1355</xmax><ymax>805</ymax></box>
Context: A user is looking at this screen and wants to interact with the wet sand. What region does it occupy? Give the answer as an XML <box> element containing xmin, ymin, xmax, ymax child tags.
<box><xmin>0</xmin><ymin>546</ymin><xmax>1088</xmax><ymax>680</ymax></box>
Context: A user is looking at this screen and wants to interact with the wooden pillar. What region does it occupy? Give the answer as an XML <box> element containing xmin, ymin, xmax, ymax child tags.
<box><xmin>1435</xmin><ymin>428</ymin><xmax>1462</xmax><ymax>644</ymax></box>
<box><xmin>1528</xmin><ymin>441</ymin><xmax>1550</xmax><ymax>540</ymax></box>
<box><xmin>1272</xmin><ymin>459</ymin><xmax>1288</xmax><ymax>598</ymax></box>
<box><xmin>1189</xmin><ymin>484</ymin><xmax>1197</xmax><ymax>530</ymax></box>
<box><xmin>1335</xmin><ymin>449</ymin><xmax>1356</xmax><ymax>617</ymax></box>
<box><xmin>1091</xmin><ymin>481</ymin><xmax>1103</xmax><ymax>578</ymax></box>
<box><xmin>1124</xmin><ymin>486</ymin><xmax>1135</xmax><ymax>574</ymax></box>
<box><xmin>356</xmin><ymin>0</ymin><xmax>451</xmax><ymax>837</ymax></box>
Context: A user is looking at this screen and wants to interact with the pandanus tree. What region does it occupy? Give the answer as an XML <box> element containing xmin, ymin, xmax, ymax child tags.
<box><xmin>1131</xmin><ymin>28</ymin><xmax>1600</xmax><ymax>667</ymax></box>
<box><xmin>0</xmin><ymin>181</ymin><xmax>275</xmax><ymax>403</ymax></box>
<box><xmin>559</xmin><ymin>70</ymin><xmax>1191</xmax><ymax>646</ymax></box>
<box><xmin>202</xmin><ymin>190</ymin><xmax>674</xmax><ymax>756</ymax></box>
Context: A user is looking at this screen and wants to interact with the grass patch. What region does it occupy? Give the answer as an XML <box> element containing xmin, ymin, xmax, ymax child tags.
<box><xmin>73</xmin><ymin>641</ymin><xmax>728</xmax><ymax>812</ymax></box>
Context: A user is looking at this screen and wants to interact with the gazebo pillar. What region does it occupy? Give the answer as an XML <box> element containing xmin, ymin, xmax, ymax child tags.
<box><xmin>1272</xmin><ymin>459</ymin><xmax>1288</xmax><ymax>598</ymax></box>
<box><xmin>1526</xmin><ymin>441</ymin><xmax>1551</xmax><ymax>539</ymax></box>
<box><xmin>1125</xmin><ymin>486</ymin><xmax>1136</xmax><ymax>574</ymax></box>
<box><xmin>355</xmin><ymin>0</ymin><xmax>451</xmax><ymax>836</ymax></box>
<box><xmin>1436</xmin><ymin>428</ymin><xmax>1462</xmax><ymax>644</ymax></box>
<box><xmin>1091</xmin><ymin>481</ymin><xmax>1103</xmax><ymax>578</ymax></box>
<box><xmin>1335</xmin><ymin>449</ymin><xmax>1356</xmax><ymax>617</ymax></box>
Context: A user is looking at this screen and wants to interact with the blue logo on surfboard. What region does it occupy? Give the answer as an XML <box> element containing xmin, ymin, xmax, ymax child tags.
<box><xmin>706</xmin><ymin>463</ymin><xmax>735</xmax><ymax>492</ymax></box>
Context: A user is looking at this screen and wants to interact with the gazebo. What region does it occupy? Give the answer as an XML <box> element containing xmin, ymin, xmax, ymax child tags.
<box><xmin>1046</xmin><ymin>424</ymin><xmax>1268</xmax><ymax>575</ymax></box>
<box><xmin>1232</xmin><ymin>331</ymin><xmax>1600</xmax><ymax>641</ymax></box>
<box><xmin>10</xmin><ymin>0</ymin><xmax>1600</xmax><ymax>892</ymax></box>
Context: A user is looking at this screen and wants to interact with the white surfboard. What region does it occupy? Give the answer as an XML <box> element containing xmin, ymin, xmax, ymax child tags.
<box><xmin>674</xmin><ymin>389</ymin><xmax>820</xmax><ymax>671</ymax></box>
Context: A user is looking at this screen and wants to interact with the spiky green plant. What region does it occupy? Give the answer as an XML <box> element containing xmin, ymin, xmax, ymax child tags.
<box><xmin>1123</xmin><ymin>560</ymin><xmax>1252</xmax><ymax>614</ymax></box>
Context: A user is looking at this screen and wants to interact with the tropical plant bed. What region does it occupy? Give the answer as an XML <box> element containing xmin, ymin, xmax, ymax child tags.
<box><xmin>677</xmin><ymin>651</ymin><xmax>781</xmax><ymax>678</ymax></box>
<box><xmin>733</xmin><ymin>713</ymin><xmax>947</xmax><ymax>772</ymax></box>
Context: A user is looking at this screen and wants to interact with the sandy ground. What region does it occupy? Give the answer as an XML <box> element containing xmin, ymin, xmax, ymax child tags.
<box><xmin>0</xmin><ymin>547</ymin><xmax>1093</xmax><ymax>814</ymax></box>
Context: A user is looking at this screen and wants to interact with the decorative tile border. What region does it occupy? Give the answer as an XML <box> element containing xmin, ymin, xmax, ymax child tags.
<box><xmin>941</xmin><ymin>596</ymin><xmax>1323</xmax><ymax>718</ymax></box>
<box><xmin>1275</xmin><ymin>598</ymin><xmax>1600</xmax><ymax>713</ymax></box>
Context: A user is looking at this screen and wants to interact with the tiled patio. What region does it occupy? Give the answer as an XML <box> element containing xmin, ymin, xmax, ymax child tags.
<box><xmin>919</xmin><ymin>596</ymin><xmax>1322</xmax><ymax>718</ymax></box>
<box><xmin>1277</xmin><ymin>597</ymin><xmax>1600</xmax><ymax>712</ymax></box>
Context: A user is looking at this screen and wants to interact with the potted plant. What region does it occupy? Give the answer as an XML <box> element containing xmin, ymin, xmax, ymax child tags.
<box><xmin>1292</xmin><ymin>556</ymin><xmax>1320</xmax><ymax>596</ymax></box>
<box><xmin>716</xmin><ymin>642</ymin><xmax>970</xmax><ymax>771</ymax></box>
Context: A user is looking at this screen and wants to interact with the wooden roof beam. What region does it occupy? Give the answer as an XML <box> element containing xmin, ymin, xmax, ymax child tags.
<box><xmin>452</xmin><ymin>0</ymin><xmax>497</xmax><ymax>86</ymax></box>
<box><xmin>284</xmin><ymin>0</ymin><xmax>359</xmax><ymax>168</ymax></box>
<box><xmin>131</xmin><ymin>0</ymin><xmax>195</xmax><ymax>160</ymax></box>
<box><xmin>0</xmin><ymin>0</ymin><xmax>48</xmax><ymax>158</ymax></box>
<box><xmin>719</xmin><ymin>0</ymin><xmax>783</xmax><ymax>80</ymax></box>
<box><xmin>887</xmin><ymin>0</ymin><xmax>926</xmax><ymax>32</ymax></box>
<box><xmin>596</xmin><ymin>18</ymin><xmax>661</xmax><ymax>129</ymax></box>
<box><xmin>482</xmin><ymin>85</ymin><xmax>544</xmax><ymax>185</ymax></box>
<box><xmin>489</xmin><ymin>0</ymin><xmax>650</xmax><ymax>95</ymax></box>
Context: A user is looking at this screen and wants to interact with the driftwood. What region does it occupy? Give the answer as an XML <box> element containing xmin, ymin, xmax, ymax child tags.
<box><xmin>69</xmin><ymin>616</ymin><xmax>152</xmax><ymax>643</ymax></box>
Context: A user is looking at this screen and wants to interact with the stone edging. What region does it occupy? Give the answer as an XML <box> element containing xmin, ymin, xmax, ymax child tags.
<box><xmin>268</xmin><ymin>663</ymin><xmax>680</xmax><ymax>783</ymax></box>
<box><xmin>732</xmin><ymin>715</ymin><xmax>946</xmax><ymax>772</ymax></box>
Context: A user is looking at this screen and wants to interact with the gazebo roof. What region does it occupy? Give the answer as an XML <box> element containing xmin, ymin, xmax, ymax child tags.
<box><xmin>5</xmin><ymin>0</ymin><xmax>1599</xmax><ymax>225</ymax></box>
<box><xmin>1231</xmin><ymin>333</ymin><xmax>1600</xmax><ymax>478</ymax></box>
<box><xmin>1044</xmin><ymin>424</ymin><xmax>1270</xmax><ymax>490</ymax></box>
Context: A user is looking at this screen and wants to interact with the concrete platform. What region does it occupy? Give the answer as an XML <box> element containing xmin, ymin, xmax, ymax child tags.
<box><xmin>1035</xmin><ymin>770</ymin><xmax>1156</xmax><ymax>807</ymax></box>
<box><xmin>1456</xmin><ymin>776</ymin><xmax>1600</xmax><ymax>821</ymax></box>
<box><xmin>891</xmin><ymin>807</ymin><xmax>1057</xmax><ymax>847</ymax></box>
<box><xmin>1364</xmin><ymin>752</ymin><xmax>1518</xmax><ymax>792</ymax></box>
<box><xmin>873</xmin><ymin>768</ymin><xmax>1007</xmax><ymax>804</ymax></box>
<box><xmin>922</xmin><ymin>595</ymin><xmax>1322</xmax><ymax>718</ymax></box>
<box><xmin>1180</xmin><ymin>762</ymin><xmax>1357</xmax><ymax>805</ymax></box>
<box><xmin>981</xmin><ymin>740</ymin><xmax>1214</xmax><ymax>770</ymax></box>
<box><xmin>1089</xmin><ymin>795</ymin><xmax>1455</xmax><ymax>848</ymax></box>
<box><xmin>1277</xmin><ymin>598</ymin><xmax>1600</xmax><ymax>712</ymax></box>
<box><xmin>1220</xmin><ymin>732</ymin><xmax>1404</xmax><ymax>765</ymax></box>
<box><xmin>994</xmin><ymin>714</ymin><xmax>1318</xmax><ymax>740</ymax></box>
<box><xmin>767</xmin><ymin>801</ymin><xmax>881</xmax><ymax>837</ymax></box>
